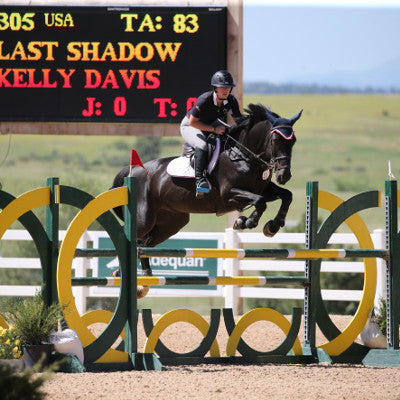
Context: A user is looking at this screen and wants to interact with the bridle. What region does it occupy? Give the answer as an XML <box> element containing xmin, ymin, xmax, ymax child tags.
<box><xmin>268</xmin><ymin>124</ymin><xmax>294</xmax><ymax>171</ymax></box>
<box><xmin>224</xmin><ymin>123</ymin><xmax>294</xmax><ymax>174</ymax></box>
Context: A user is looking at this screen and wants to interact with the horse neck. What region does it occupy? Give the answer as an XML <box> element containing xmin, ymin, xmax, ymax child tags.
<box><xmin>237</xmin><ymin>120</ymin><xmax>271</xmax><ymax>157</ymax></box>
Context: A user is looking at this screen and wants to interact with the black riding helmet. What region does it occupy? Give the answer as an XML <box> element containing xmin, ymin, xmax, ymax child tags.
<box><xmin>211</xmin><ymin>70</ymin><xmax>236</xmax><ymax>88</ymax></box>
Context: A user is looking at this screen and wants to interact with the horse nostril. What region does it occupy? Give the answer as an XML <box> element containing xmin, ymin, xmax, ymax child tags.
<box><xmin>276</xmin><ymin>169</ymin><xmax>291</xmax><ymax>185</ymax></box>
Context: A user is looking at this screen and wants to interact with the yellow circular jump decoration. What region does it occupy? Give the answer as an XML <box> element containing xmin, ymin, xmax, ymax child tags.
<box><xmin>80</xmin><ymin>310</ymin><xmax>126</xmax><ymax>362</ymax></box>
<box><xmin>226</xmin><ymin>308</ymin><xmax>302</xmax><ymax>356</ymax></box>
<box><xmin>0</xmin><ymin>187</ymin><xmax>50</xmax><ymax>240</ymax></box>
<box><xmin>318</xmin><ymin>190</ymin><xmax>377</xmax><ymax>356</ymax></box>
<box><xmin>81</xmin><ymin>309</ymin><xmax>126</xmax><ymax>342</ymax></box>
<box><xmin>57</xmin><ymin>187</ymin><xmax>128</xmax><ymax>363</ymax></box>
<box><xmin>144</xmin><ymin>309</ymin><xmax>220</xmax><ymax>356</ymax></box>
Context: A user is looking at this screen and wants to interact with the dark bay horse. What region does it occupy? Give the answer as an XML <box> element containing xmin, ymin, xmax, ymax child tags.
<box><xmin>111</xmin><ymin>104</ymin><xmax>302</xmax><ymax>297</ymax></box>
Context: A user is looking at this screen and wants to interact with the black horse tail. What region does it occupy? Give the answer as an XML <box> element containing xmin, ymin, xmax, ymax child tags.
<box><xmin>110</xmin><ymin>165</ymin><xmax>130</xmax><ymax>221</ymax></box>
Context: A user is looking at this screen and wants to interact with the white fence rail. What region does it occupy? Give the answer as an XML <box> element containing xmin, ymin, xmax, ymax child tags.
<box><xmin>0</xmin><ymin>228</ymin><xmax>386</xmax><ymax>315</ymax></box>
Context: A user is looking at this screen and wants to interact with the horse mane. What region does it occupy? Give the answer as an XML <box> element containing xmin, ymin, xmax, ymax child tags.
<box><xmin>229</xmin><ymin>104</ymin><xmax>280</xmax><ymax>138</ymax></box>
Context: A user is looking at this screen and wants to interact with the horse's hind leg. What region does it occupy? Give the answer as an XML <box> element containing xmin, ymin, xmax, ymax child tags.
<box><xmin>136</xmin><ymin>255</ymin><xmax>152</xmax><ymax>299</ymax></box>
<box><xmin>262</xmin><ymin>183</ymin><xmax>293</xmax><ymax>237</ymax></box>
<box><xmin>111</xmin><ymin>245</ymin><xmax>153</xmax><ymax>299</ymax></box>
<box><xmin>136</xmin><ymin>211</ymin><xmax>190</xmax><ymax>298</ymax></box>
<box><xmin>137</xmin><ymin>238</ymin><xmax>153</xmax><ymax>280</ymax></box>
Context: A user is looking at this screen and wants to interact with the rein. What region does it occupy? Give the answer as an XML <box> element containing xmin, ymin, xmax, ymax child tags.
<box><xmin>224</xmin><ymin>132</ymin><xmax>272</xmax><ymax>170</ymax></box>
<box><xmin>224</xmin><ymin>123</ymin><xmax>294</xmax><ymax>172</ymax></box>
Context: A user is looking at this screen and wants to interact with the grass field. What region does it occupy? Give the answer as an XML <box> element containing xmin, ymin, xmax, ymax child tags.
<box><xmin>1</xmin><ymin>94</ymin><xmax>399</xmax><ymax>232</ymax></box>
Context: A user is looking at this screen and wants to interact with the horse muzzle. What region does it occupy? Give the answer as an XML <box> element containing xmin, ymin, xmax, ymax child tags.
<box><xmin>275</xmin><ymin>168</ymin><xmax>292</xmax><ymax>185</ymax></box>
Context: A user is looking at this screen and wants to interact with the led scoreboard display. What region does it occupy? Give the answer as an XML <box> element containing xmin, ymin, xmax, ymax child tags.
<box><xmin>0</xmin><ymin>6</ymin><xmax>227</xmax><ymax>123</ymax></box>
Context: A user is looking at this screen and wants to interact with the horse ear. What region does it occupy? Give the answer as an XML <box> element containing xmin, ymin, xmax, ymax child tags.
<box><xmin>264</xmin><ymin>107</ymin><xmax>278</xmax><ymax>125</ymax></box>
<box><xmin>289</xmin><ymin>109</ymin><xmax>303</xmax><ymax>125</ymax></box>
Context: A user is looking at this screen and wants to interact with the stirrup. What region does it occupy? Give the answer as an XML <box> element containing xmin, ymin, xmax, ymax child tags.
<box><xmin>196</xmin><ymin>178</ymin><xmax>210</xmax><ymax>194</ymax></box>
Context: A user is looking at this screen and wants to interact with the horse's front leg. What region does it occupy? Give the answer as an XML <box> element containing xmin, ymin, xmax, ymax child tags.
<box><xmin>225</xmin><ymin>188</ymin><xmax>267</xmax><ymax>230</ymax></box>
<box><xmin>137</xmin><ymin>211</ymin><xmax>190</xmax><ymax>297</ymax></box>
<box><xmin>262</xmin><ymin>183</ymin><xmax>293</xmax><ymax>237</ymax></box>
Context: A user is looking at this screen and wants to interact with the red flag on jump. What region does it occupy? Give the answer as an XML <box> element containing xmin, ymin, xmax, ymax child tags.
<box><xmin>130</xmin><ymin>149</ymin><xmax>149</xmax><ymax>176</ymax></box>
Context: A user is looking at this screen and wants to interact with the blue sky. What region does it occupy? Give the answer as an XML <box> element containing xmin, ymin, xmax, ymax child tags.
<box><xmin>243</xmin><ymin>1</ymin><xmax>400</xmax><ymax>87</ymax></box>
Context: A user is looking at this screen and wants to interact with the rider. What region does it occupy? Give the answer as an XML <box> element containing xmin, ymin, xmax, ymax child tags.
<box><xmin>181</xmin><ymin>70</ymin><xmax>242</xmax><ymax>197</ymax></box>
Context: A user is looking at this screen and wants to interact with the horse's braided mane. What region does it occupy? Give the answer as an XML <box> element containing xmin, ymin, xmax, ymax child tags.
<box><xmin>229</xmin><ymin>103</ymin><xmax>280</xmax><ymax>137</ymax></box>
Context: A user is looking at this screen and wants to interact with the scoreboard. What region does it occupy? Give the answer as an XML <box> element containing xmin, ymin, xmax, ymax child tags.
<box><xmin>0</xmin><ymin>6</ymin><xmax>227</xmax><ymax>124</ymax></box>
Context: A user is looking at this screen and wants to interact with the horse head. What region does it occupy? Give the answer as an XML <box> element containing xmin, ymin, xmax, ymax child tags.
<box><xmin>265</xmin><ymin>108</ymin><xmax>302</xmax><ymax>185</ymax></box>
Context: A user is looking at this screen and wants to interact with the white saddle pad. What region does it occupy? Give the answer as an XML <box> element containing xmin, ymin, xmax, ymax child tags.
<box><xmin>167</xmin><ymin>138</ymin><xmax>220</xmax><ymax>178</ymax></box>
<box><xmin>167</xmin><ymin>156</ymin><xmax>195</xmax><ymax>178</ymax></box>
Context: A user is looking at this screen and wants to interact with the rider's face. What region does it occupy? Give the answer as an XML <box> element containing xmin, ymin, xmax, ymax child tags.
<box><xmin>215</xmin><ymin>86</ymin><xmax>231</xmax><ymax>100</ymax></box>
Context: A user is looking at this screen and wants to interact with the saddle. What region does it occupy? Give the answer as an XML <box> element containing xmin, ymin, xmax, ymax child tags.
<box><xmin>166</xmin><ymin>135</ymin><xmax>221</xmax><ymax>178</ymax></box>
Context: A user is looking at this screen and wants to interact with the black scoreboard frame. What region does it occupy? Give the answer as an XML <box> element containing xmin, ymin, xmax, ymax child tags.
<box><xmin>0</xmin><ymin>1</ymin><xmax>242</xmax><ymax>136</ymax></box>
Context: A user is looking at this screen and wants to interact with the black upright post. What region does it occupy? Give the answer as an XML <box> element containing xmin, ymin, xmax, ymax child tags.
<box><xmin>303</xmin><ymin>181</ymin><xmax>319</xmax><ymax>352</ymax></box>
<box><xmin>44</xmin><ymin>177</ymin><xmax>59</xmax><ymax>306</ymax></box>
<box><xmin>385</xmin><ymin>180</ymin><xmax>399</xmax><ymax>350</ymax></box>
<box><xmin>123</xmin><ymin>176</ymin><xmax>162</xmax><ymax>371</ymax></box>
<box><xmin>124</xmin><ymin>177</ymin><xmax>138</xmax><ymax>359</ymax></box>
<box><xmin>362</xmin><ymin>180</ymin><xmax>400</xmax><ymax>366</ymax></box>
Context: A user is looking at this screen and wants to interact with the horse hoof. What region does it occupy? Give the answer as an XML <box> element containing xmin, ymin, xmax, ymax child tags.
<box><xmin>263</xmin><ymin>227</ymin><xmax>275</xmax><ymax>237</ymax></box>
<box><xmin>233</xmin><ymin>216</ymin><xmax>247</xmax><ymax>230</ymax></box>
<box><xmin>137</xmin><ymin>285</ymin><xmax>150</xmax><ymax>299</ymax></box>
<box><xmin>263</xmin><ymin>220</ymin><xmax>279</xmax><ymax>237</ymax></box>
<box><xmin>111</xmin><ymin>269</ymin><xmax>120</xmax><ymax>277</ymax></box>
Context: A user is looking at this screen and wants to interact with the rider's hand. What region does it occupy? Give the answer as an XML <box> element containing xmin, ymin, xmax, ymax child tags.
<box><xmin>214</xmin><ymin>125</ymin><xmax>226</xmax><ymax>135</ymax></box>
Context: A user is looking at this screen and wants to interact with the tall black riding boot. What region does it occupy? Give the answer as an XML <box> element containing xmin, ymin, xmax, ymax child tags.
<box><xmin>194</xmin><ymin>148</ymin><xmax>210</xmax><ymax>197</ymax></box>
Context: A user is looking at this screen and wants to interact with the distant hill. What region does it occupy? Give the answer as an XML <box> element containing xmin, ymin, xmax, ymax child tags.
<box><xmin>245</xmin><ymin>56</ymin><xmax>400</xmax><ymax>94</ymax></box>
<box><xmin>286</xmin><ymin>57</ymin><xmax>400</xmax><ymax>91</ymax></box>
<box><xmin>243</xmin><ymin>81</ymin><xmax>400</xmax><ymax>94</ymax></box>
<box><xmin>244</xmin><ymin>56</ymin><xmax>400</xmax><ymax>94</ymax></box>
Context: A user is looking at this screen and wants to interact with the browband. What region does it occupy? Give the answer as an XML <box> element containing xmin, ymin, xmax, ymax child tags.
<box><xmin>270</xmin><ymin>125</ymin><xmax>295</xmax><ymax>140</ymax></box>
